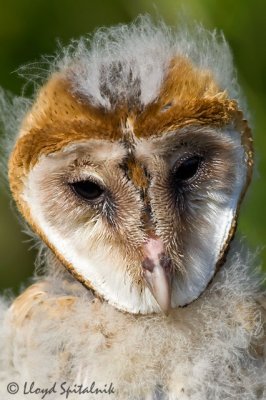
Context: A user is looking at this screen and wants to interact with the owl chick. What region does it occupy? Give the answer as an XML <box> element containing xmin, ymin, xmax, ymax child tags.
<box><xmin>0</xmin><ymin>17</ymin><xmax>265</xmax><ymax>400</ymax></box>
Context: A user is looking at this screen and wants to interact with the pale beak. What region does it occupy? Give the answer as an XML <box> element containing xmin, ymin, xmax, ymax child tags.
<box><xmin>142</xmin><ymin>237</ymin><xmax>172</xmax><ymax>315</ymax></box>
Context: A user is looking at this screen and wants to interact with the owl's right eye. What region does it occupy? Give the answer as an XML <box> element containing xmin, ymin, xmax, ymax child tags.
<box><xmin>173</xmin><ymin>155</ymin><xmax>203</xmax><ymax>184</ymax></box>
<box><xmin>70</xmin><ymin>180</ymin><xmax>104</xmax><ymax>201</ymax></box>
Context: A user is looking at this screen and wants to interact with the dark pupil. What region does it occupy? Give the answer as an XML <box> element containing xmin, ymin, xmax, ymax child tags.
<box><xmin>174</xmin><ymin>156</ymin><xmax>202</xmax><ymax>181</ymax></box>
<box><xmin>71</xmin><ymin>180</ymin><xmax>103</xmax><ymax>200</ymax></box>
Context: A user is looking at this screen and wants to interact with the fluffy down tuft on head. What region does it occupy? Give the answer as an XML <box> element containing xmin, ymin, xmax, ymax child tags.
<box><xmin>58</xmin><ymin>16</ymin><xmax>242</xmax><ymax>110</ymax></box>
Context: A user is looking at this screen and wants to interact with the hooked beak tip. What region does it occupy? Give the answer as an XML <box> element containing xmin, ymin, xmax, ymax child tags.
<box><xmin>142</xmin><ymin>258</ymin><xmax>172</xmax><ymax>315</ymax></box>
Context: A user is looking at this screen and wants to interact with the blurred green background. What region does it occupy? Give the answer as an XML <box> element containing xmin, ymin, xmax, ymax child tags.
<box><xmin>0</xmin><ymin>0</ymin><xmax>265</xmax><ymax>293</ymax></box>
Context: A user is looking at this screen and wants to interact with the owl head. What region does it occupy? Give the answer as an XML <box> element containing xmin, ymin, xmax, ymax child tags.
<box><xmin>6</xmin><ymin>18</ymin><xmax>253</xmax><ymax>314</ymax></box>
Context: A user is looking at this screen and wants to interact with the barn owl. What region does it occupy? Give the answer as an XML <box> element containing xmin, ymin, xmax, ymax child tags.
<box><xmin>0</xmin><ymin>16</ymin><xmax>265</xmax><ymax>400</ymax></box>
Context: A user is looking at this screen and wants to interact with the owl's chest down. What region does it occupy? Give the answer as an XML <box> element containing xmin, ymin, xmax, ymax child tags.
<box><xmin>0</xmin><ymin>255</ymin><xmax>265</xmax><ymax>400</ymax></box>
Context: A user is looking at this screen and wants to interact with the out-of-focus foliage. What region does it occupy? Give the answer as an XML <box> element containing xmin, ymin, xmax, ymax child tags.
<box><xmin>0</xmin><ymin>0</ymin><xmax>265</xmax><ymax>292</ymax></box>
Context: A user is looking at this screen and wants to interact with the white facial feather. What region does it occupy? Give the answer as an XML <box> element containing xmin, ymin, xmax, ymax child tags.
<box><xmin>22</xmin><ymin>126</ymin><xmax>246</xmax><ymax>313</ymax></box>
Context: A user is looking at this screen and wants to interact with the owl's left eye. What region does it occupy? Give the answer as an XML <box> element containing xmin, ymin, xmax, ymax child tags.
<box><xmin>70</xmin><ymin>180</ymin><xmax>104</xmax><ymax>201</ymax></box>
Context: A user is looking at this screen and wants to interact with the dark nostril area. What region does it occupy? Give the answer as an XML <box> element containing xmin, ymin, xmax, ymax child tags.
<box><xmin>142</xmin><ymin>258</ymin><xmax>155</xmax><ymax>272</ymax></box>
<box><xmin>159</xmin><ymin>253</ymin><xmax>173</xmax><ymax>272</ymax></box>
<box><xmin>142</xmin><ymin>253</ymin><xmax>173</xmax><ymax>274</ymax></box>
